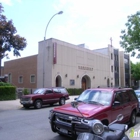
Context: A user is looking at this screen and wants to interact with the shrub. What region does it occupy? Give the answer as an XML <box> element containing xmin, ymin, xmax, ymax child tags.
<box><xmin>23</xmin><ymin>88</ymin><xmax>29</xmax><ymax>95</ymax></box>
<box><xmin>0</xmin><ymin>82</ymin><xmax>12</xmax><ymax>86</ymax></box>
<box><xmin>0</xmin><ymin>86</ymin><xmax>16</xmax><ymax>100</ymax></box>
<box><xmin>67</xmin><ymin>88</ymin><xmax>83</xmax><ymax>96</ymax></box>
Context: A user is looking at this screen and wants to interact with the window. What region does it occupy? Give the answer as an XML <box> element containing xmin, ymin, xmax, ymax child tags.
<box><xmin>111</xmin><ymin>66</ymin><xmax>113</xmax><ymax>72</ymax></box>
<box><xmin>53</xmin><ymin>88</ymin><xmax>60</xmax><ymax>93</ymax></box>
<box><xmin>115</xmin><ymin>66</ymin><xmax>116</xmax><ymax>72</ymax></box>
<box><xmin>111</xmin><ymin>53</ymin><xmax>113</xmax><ymax>60</ymax></box>
<box><xmin>125</xmin><ymin>68</ymin><xmax>129</xmax><ymax>73</ymax></box>
<box><xmin>121</xmin><ymin>91</ymin><xmax>130</xmax><ymax>103</ymax></box>
<box><xmin>114</xmin><ymin>92</ymin><xmax>123</xmax><ymax>104</ymax></box>
<box><xmin>116</xmin><ymin>55</ymin><xmax>118</xmax><ymax>61</ymax></box>
<box><xmin>114</xmin><ymin>54</ymin><xmax>116</xmax><ymax>61</ymax></box>
<box><xmin>115</xmin><ymin>66</ymin><xmax>119</xmax><ymax>72</ymax></box>
<box><xmin>30</xmin><ymin>75</ymin><xmax>35</xmax><ymax>83</ymax></box>
<box><xmin>59</xmin><ymin>88</ymin><xmax>67</xmax><ymax>94</ymax></box>
<box><xmin>114</xmin><ymin>54</ymin><xmax>118</xmax><ymax>61</ymax></box>
<box><xmin>128</xmin><ymin>90</ymin><xmax>137</xmax><ymax>101</ymax></box>
<box><xmin>70</xmin><ymin>79</ymin><xmax>75</xmax><ymax>86</ymax></box>
<box><xmin>19</xmin><ymin>76</ymin><xmax>23</xmax><ymax>83</ymax></box>
<box><xmin>46</xmin><ymin>89</ymin><xmax>53</xmax><ymax>94</ymax></box>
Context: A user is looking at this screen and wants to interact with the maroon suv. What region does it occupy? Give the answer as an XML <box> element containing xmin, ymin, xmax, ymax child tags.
<box><xmin>49</xmin><ymin>87</ymin><xmax>139</xmax><ymax>137</ymax></box>
<box><xmin>20</xmin><ymin>87</ymin><xmax>69</xmax><ymax>109</ymax></box>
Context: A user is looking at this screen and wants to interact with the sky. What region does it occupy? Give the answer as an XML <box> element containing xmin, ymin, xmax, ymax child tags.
<box><xmin>0</xmin><ymin>0</ymin><xmax>140</xmax><ymax>65</ymax></box>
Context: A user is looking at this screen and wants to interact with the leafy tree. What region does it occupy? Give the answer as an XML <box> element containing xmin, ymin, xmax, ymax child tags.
<box><xmin>131</xmin><ymin>62</ymin><xmax>140</xmax><ymax>81</ymax></box>
<box><xmin>120</xmin><ymin>11</ymin><xmax>140</xmax><ymax>58</ymax></box>
<box><xmin>0</xmin><ymin>3</ymin><xmax>27</xmax><ymax>75</ymax></box>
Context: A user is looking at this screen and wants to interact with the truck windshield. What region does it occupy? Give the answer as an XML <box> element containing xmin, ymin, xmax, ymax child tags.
<box><xmin>77</xmin><ymin>89</ymin><xmax>113</xmax><ymax>106</ymax></box>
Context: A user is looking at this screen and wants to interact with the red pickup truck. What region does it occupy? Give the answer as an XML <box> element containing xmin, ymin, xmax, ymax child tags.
<box><xmin>49</xmin><ymin>87</ymin><xmax>139</xmax><ymax>137</ymax></box>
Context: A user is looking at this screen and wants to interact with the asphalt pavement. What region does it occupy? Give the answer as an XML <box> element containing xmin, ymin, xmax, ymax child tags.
<box><xmin>1</xmin><ymin>95</ymin><xmax>140</xmax><ymax>139</ymax></box>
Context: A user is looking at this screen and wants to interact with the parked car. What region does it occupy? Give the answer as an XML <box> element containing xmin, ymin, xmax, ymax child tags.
<box><xmin>49</xmin><ymin>87</ymin><xmax>139</xmax><ymax>137</ymax></box>
<box><xmin>20</xmin><ymin>87</ymin><xmax>69</xmax><ymax>109</ymax></box>
<box><xmin>134</xmin><ymin>90</ymin><xmax>140</xmax><ymax>113</ymax></box>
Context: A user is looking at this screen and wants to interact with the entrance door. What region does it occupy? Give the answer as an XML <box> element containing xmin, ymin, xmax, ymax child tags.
<box><xmin>56</xmin><ymin>75</ymin><xmax>61</xmax><ymax>87</ymax></box>
<box><xmin>82</xmin><ymin>77</ymin><xmax>86</xmax><ymax>90</ymax></box>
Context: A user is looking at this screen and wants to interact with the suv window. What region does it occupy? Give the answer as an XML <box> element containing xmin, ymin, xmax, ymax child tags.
<box><xmin>128</xmin><ymin>90</ymin><xmax>138</xmax><ymax>101</ymax></box>
<box><xmin>53</xmin><ymin>88</ymin><xmax>60</xmax><ymax>93</ymax></box>
<box><xmin>59</xmin><ymin>88</ymin><xmax>67</xmax><ymax>94</ymax></box>
<box><xmin>121</xmin><ymin>90</ymin><xmax>130</xmax><ymax>103</ymax></box>
<box><xmin>45</xmin><ymin>89</ymin><xmax>53</xmax><ymax>94</ymax></box>
<box><xmin>114</xmin><ymin>91</ymin><xmax>123</xmax><ymax>104</ymax></box>
<box><xmin>115</xmin><ymin>90</ymin><xmax>131</xmax><ymax>104</ymax></box>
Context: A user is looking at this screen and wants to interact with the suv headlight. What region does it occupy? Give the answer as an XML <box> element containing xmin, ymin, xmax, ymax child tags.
<box><xmin>92</xmin><ymin>120</ymin><xmax>104</xmax><ymax>135</ymax></box>
<box><xmin>49</xmin><ymin>110</ymin><xmax>53</xmax><ymax>119</ymax></box>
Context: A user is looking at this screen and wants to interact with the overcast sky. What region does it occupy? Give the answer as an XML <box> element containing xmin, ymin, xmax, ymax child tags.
<box><xmin>0</xmin><ymin>0</ymin><xmax>140</xmax><ymax>65</ymax></box>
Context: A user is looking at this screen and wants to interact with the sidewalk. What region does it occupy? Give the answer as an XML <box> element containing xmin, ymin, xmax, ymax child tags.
<box><xmin>0</xmin><ymin>95</ymin><xmax>78</xmax><ymax>111</ymax></box>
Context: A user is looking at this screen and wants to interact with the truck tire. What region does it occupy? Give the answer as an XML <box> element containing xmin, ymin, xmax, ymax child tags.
<box><xmin>34</xmin><ymin>100</ymin><xmax>42</xmax><ymax>109</ymax></box>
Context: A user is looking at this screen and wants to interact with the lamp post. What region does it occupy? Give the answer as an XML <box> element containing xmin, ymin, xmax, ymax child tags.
<box><xmin>44</xmin><ymin>11</ymin><xmax>63</xmax><ymax>40</ymax></box>
<box><xmin>43</xmin><ymin>11</ymin><xmax>63</xmax><ymax>87</ymax></box>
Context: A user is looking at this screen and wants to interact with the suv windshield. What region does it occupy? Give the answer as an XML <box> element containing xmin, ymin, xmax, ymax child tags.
<box><xmin>77</xmin><ymin>89</ymin><xmax>112</xmax><ymax>106</ymax></box>
<box><xmin>33</xmin><ymin>89</ymin><xmax>46</xmax><ymax>94</ymax></box>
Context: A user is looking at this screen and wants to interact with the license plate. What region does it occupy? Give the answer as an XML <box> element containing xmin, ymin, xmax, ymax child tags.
<box><xmin>59</xmin><ymin>128</ymin><xmax>68</xmax><ymax>134</ymax></box>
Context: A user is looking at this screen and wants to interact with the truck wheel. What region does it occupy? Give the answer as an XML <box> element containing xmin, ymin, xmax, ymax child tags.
<box><xmin>34</xmin><ymin>100</ymin><xmax>42</xmax><ymax>109</ymax></box>
<box><xmin>23</xmin><ymin>105</ymin><xmax>29</xmax><ymax>109</ymax></box>
<box><xmin>129</xmin><ymin>111</ymin><xmax>136</xmax><ymax>126</ymax></box>
<box><xmin>59</xmin><ymin>98</ymin><xmax>65</xmax><ymax>105</ymax></box>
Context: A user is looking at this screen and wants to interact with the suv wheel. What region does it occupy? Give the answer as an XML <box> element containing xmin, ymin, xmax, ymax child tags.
<box><xmin>59</xmin><ymin>98</ymin><xmax>65</xmax><ymax>105</ymax></box>
<box><xmin>34</xmin><ymin>100</ymin><xmax>42</xmax><ymax>109</ymax></box>
<box><xmin>23</xmin><ymin>105</ymin><xmax>29</xmax><ymax>109</ymax></box>
<box><xmin>130</xmin><ymin>111</ymin><xmax>136</xmax><ymax>126</ymax></box>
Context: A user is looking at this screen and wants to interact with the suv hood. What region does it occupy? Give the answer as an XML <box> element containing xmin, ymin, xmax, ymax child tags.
<box><xmin>53</xmin><ymin>102</ymin><xmax>109</xmax><ymax>118</ymax></box>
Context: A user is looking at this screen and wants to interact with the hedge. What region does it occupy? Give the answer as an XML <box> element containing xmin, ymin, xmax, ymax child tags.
<box><xmin>66</xmin><ymin>88</ymin><xmax>84</xmax><ymax>96</ymax></box>
<box><xmin>0</xmin><ymin>82</ymin><xmax>16</xmax><ymax>100</ymax></box>
<box><xmin>0</xmin><ymin>82</ymin><xmax>12</xmax><ymax>86</ymax></box>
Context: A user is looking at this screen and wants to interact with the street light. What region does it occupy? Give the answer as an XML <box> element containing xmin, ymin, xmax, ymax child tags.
<box><xmin>43</xmin><ymin>11</ymin><xmax>63</xmax><ymax>87</ymax></box>
<box><xmin>44</xmin><ymin>11</ymin><xmax>63</xmax><ymax>40</ymax></box>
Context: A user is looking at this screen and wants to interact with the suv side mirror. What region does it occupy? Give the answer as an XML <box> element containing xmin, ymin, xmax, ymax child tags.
<box><xmin>113</xmin><ymin>101</ymin><xmax>120</xmax><ymax>106</ymax></box>
<box><xmin>74</xmin><ymin>97</ymin><xmax>77</xmax><ymax>100</ymax></box>
<box><xmin>71</xmin><ymin>101</ymin><xmax>79</xmax><ymax>108</ymax></box>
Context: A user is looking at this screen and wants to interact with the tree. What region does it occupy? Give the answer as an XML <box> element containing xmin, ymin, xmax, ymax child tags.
<box><xmin>131</xmin><ymin>62</ymin><xmax>140</xmax><ymax>81</ymax></box>
<box><xmin>0</xmin><ymin>3</ymin><xmax>27</xmax><ymax>76</ymax></box>
<box><xmin>120</xmin><ymin>11</ymin><xmax>140</xmax><ymax>58</ymax></box>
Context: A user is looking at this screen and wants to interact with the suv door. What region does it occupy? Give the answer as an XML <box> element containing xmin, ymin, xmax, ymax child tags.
<box><xmin>128</xmin><ymin>90</ymin><xmax>139</xmax><ymax>114</ymax></box>
<box><xmin>111</xmin><ymin>91</ymin><xmax>125</xmax><ymax>123</ymax></box>
<box><xmin>43</xmin><ymin>89</ymin><xmax>54</xmax><ymax>104</ymax></box>
<box><xmin>52</xmin><ymin>88</ymin><xmax>62</xmax><ymax>102</ymax></box>
<box><xmin>121</xmin><ymin>90</ymin><xmax>132</xmax><ymax>122</ymax></box>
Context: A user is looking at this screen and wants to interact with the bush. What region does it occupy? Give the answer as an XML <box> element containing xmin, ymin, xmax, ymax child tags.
<box><xmin>67</xmin><ymin>88</ymin><xmax>83</xmax><ymax>96</ymax></box>
<box><xmin>0</xmin><ymin>86</ymin><xmax>16</xmax><ymax>100</ymax></box>
<box><xmin>23</xmin><ymin>88</ymin><xmax>29</xmax><ymax>95</ymax></box>
<box><xmin>0</xmin><ymin>82</ymin><xmax>12</xmax><ymax>86</ymax></box>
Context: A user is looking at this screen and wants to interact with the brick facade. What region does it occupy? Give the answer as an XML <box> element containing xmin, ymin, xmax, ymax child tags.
<box><xmin>3</xmin><ymin>55</ymin><xmax>37</xmax><ymax>89</ymax></box>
